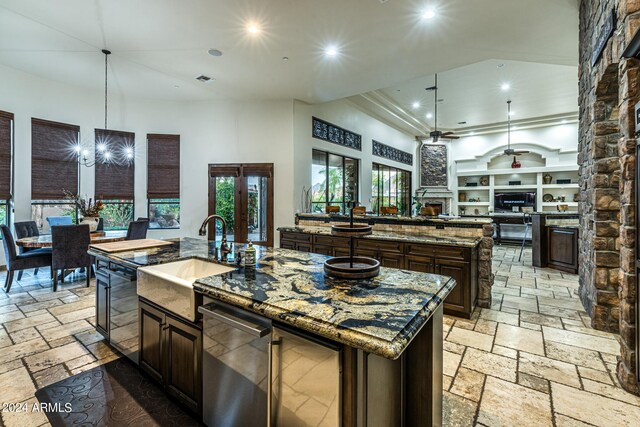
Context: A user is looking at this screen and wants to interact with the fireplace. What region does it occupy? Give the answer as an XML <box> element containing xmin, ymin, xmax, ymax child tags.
<box><xmin>415</xmin><ymin>188</ymin><xmax>453</xmax><ymax>215</ymax></box>
<box><xmin>421</xmin><ymin>203</ymin><xmax>443</xmax><ymax>216</ymax></box>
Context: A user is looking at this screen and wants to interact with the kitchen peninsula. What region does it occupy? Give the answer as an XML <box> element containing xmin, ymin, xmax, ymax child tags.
<box><xmin>280</xmin><ymin>213</ymin><xmax>495</xmax><ymax>318</ymax></box>
<box><xmin>88</xmin><ymin>237</ymin><xmax>455</xmax><ymax>426</ymax></box>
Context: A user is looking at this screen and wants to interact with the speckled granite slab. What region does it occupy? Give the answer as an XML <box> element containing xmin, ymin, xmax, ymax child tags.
<box><xmin>278</xmin><ymin>225</ymin><xmax>481</xmax><ymax>247</ymax></box>
<box><xmin>194</xmin><ymin>248</ymin><xmax>455</xmax><ymax>360</ymax></box>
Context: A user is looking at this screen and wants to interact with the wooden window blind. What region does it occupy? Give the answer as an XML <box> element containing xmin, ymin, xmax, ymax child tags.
<box><xmin>31</xmin><ymin>118</ymin><xmax>79</xmax><ymax>200</ymax></box>
<box><xmin>0</xmin><ymin>111</ymin><xmax>13</xmax><ymax>200</ymax></box>
<box><xmin>95</xmin><ymin>129</ymin><xmax>135</xmax><ymax>200</ymax></box>
<box><xmin>147</xmin><ymin>134</ymin><xmax>180</xmax><ymax>199</ymax></box>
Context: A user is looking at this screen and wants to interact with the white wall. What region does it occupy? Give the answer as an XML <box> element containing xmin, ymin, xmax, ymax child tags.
<box><xmin>293</xmin><ymin>99</ymin><xmax>417</xmax><ymax>211</ymax></box>
<box><xmin>0</xmin><ymin>64</ymin><xmax>295</xmax><ymax>265</ymax></box>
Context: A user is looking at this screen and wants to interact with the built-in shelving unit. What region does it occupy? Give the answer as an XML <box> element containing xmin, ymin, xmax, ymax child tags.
<box><xmin>453</xmin><ymin>151</ymin><xmax>580</xmax><ymax>215</ymax></box>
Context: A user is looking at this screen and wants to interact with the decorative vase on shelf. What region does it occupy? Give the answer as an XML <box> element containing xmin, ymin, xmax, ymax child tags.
<box><xmin>80</xmin><ymin>216</ymin><xmax>100</xmax><ymax>232</ymax></box>
<box><xmin>511</xmin><ymin>156</ymin><xmax>521</xmax><ymax>169</ymax></box>
<box><xmin>459</xmin><ymin>192</ymin><xmax>467</xmax><ymax>202</ymax></box>
<box><xmin>480</xmin><ymin>176</ymin><xmax>489</xmax><ymax>186</ymax></box>
<box><xmin>543</xmin><ymin>173</ymin><xmax>552</xmax><ymax>184</ymax></box>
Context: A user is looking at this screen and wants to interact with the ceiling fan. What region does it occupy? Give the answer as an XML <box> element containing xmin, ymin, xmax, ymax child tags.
<box><xmin>416</xmin><ymin>74</ymin><xmax>459</xmax><ymax>143</ymax></box>
<box><xmin>503</xmin><ymin>100</ymin><xmax>530</xmax><ymax>156</ymax></box>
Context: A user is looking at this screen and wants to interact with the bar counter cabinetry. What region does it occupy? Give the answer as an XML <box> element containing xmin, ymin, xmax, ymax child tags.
<box><xmin>280</xmin><ymin>231</ymin><xmax>478</xmax><ymax>319</ymax></box>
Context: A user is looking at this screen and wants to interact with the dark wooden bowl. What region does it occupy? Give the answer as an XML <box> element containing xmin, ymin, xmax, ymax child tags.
<box><xmin>324</xmin><ymin>256</ymin><xmax>380</xmax><ymax>279</ymax></box>
<box><xmin>330</xmin><ymin>224</ymin><xmax>373</xmax><ymax>237</ymax></box>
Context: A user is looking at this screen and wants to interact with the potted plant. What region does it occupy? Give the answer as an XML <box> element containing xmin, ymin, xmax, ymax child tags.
<box><xmin>64</xmin><ymin>190</ymin><xmax>104</xmax><ymax>232</ymax></box>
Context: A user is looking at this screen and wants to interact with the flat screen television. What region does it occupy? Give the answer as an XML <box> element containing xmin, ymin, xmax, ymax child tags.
<box><xmin>494</xmin><ymin>192</ymin><xmax>536</xmax><ymax>213</ymax></box>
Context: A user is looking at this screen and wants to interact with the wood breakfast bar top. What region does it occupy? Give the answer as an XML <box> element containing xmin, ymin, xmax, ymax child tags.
<box><xmin>16</xmin><ymin>230</ymin><xmax>127</xmax><ymax>248</ymax></box>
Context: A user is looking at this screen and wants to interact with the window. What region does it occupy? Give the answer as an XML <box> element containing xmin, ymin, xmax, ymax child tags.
<box><xmin>0</xmin><ymin>111</ymin><xmax>13</xmax><ymax>232</ymax></box>
<box><xmin>95</xmin><ymin>129</ymin><xmax>135</xmax><ymax>230</ymax></box>
<box><xmin>372</xmin><ymin>163</ymin><xmax>412</xmax><ymax>216</ymax></box>
<box><xmin>147</xmin><ymin>134</ymin><xmax>180</xmax><ymax>229</ymax></box>
<box><xmin>311</xmin><ymin>149</ymin><xmax>359</xmax><ymax>213</ymax></box>
<box><xmin>101</xmin><ymin>200</ymin><xmax>134</xmax><ymax>230</ymax></box>
<box><xmin>31</xmin><ymin>118</ymin><xmax>80</xmax><ymax>233</ymax></box>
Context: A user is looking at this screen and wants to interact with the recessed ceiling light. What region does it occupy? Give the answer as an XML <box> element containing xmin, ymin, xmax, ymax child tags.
<box><xmin>282</xmin><ymin>56</ymin><xmax>289</xmax><ymax>61</ymax></box>
<box><xmin>208</xmin><ymin>49</ymin><xmax>223</xmax><ymax>57</ymax></box>
<box><xmin>497</xmin><ymin>63</ymin><xmax>505</xmax><ymax>68</ymax></box>
<box><xmin>422</xmin><ymin>9</ymin><xmax>436</xmax><ymax>19</ymax></box>
<box><xmin>247</xmin><ymin>23</ymin><xmax>260</xmax><ymax>34</ymax></box>
<box><xmin>561</xmin><ymin>119</ymin><xmax>567</xmax><ymax>124</ymax></box>
<box><xmin>325</xmin><ymin>46</ymin><xmax>338</xmax><ymax>57</ymax></box>
<box><xmin>469</xmin><ymin>131</ymin><xmax>475</xmax><ymax>136</ymax></box>
<box><xmin>426</xmin><ymin>113</ymin><xmax>433</xmax><ymax>119</ymax></box>
<box><xmin>501</xmin><ymin>83</ymin><xmax>510</xmax><ymax>91</ymax></box>
<box><xmin>412</xmin><ymin>101</ymin><xmax>420</xmax><ymax>109</ymax></box>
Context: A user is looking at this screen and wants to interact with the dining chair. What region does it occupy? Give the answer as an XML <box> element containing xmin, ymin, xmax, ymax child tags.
<box><xmin>46</xmin><ymin>216</ymin><xmax>73</xmax><ymax>228</ymax></box>
<box><xmin>51</xmin><ymin>224</ymin><xmax>91</xmax><ymax>291</ymax></box>
<box><xmin>126</xmin><ymin>220</ymin><xmax>149</xmax><ymax>240</ymax></box>
<box><xmin>1</xmin><ymin>225</ymin><xmax>52</xmax><ymax>293</ymax></box>
<box><xmin>14</xmin><ymin>220</ymin><xmax>51</xmax><ymax>280</ymax></box>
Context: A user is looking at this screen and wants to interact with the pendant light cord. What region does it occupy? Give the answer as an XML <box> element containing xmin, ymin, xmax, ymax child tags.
<box><xmin>102</xmin><ymin>49</ymin><xmax>111</xmax><ymax>129</ymax></box>
<box><xmin>507</xmin><ymin>100</ymin><xmax>511</xmax><ymax>149</ymax></box>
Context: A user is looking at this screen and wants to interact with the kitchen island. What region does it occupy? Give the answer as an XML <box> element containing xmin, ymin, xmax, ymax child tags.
<box><xmin>88</xmin><ymin>237</ymin><xmax>454</xmax><ymax>426</ymax></box>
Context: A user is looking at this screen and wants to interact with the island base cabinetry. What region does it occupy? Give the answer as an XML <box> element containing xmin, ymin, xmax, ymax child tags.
<box><xmin>139</xmin><ymin>299</ymin><xmax>202</xmax><ymax>416</ymax></box>
<box><xmin>281</xmin><ymin>231</ymin><xmax>477</xmax><ymax>318</ymax></box>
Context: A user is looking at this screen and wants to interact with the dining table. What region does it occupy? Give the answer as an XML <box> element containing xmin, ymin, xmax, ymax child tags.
<box><xmin>16</xmin><ymin>230</ymin><xmax>128</xmax><ymax>248</ymax></box>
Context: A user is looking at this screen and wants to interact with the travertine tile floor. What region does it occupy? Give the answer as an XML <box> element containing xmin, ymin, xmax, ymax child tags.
<box><xmin>0</xmin><ymin>246</ymin><xmax>638</xmax><ymax>426</ymax></box>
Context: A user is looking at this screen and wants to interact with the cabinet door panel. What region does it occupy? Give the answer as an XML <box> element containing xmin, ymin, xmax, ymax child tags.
<box><xmin>95</xmin><ymin>271</ymin><xmax>110</xmax><ymax>339</ymax></box>
<box><xmin>295</xmin><ymin>242</ymin><xmax>312</xmax><ymax>253</ymax></box>
<box><xmin>437</xmin><ymin>260</ymin><xmax>467</xmax><ymax>311</ymax></box>
<box><xmin>405</xmin><ymin>255</ymin><xmax>435</xmax><ymax>273</ymax></box>
<box><xmin>333</xmin><ymin>247</ymin><xmax>352</xmax><ymax>257</ymax></box>
<box><xmin>354</xmin><ymin>247</ymin><xmax>378</xmax><ymax>260</ymax></box>
<box><xmin>280</xmin><ymin>240</ymin><xmax>296</xmax><ymax>250</ymax></box>
<box><xmin>139</xmin><ymin>301</ymin><xmax>165</xmax><ymax>383</ymax></box>
<box><xmin>313</xmin><ymin>244</ymin><xmax>333</xmax><ymax>256</ymax></box>
<box><xmin>379</xmin><ymin>252</ymin><xmax>404</xmax><ymax>269</ymax></box>
<box><xmin>165</xmin><ymin>316</ymin><xmax>202</xmax><ymax>414</ymax></box>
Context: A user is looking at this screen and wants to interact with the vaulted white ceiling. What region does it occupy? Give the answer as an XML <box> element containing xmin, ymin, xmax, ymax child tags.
<box><xmin>0</xmin><ymin>0</ymin><xmax>579</xmax><ymax>118</ymax></box>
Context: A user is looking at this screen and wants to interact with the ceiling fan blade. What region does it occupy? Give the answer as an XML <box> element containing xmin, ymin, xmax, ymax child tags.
<box><xmin>442</xmin><ymin>135</ymin><xmax>460</xmax><ymax>140</ymax></box>
<box><xmin>515</xmin><ymin>150</ymin><xmax>530</xmax><ymax>154</ymax></box>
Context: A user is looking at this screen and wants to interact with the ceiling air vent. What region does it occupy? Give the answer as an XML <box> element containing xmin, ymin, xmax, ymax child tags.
<box><xmin>196</xmin><ymin>75</ymin><xmax>214</xmax><ymax>83</ymax></box>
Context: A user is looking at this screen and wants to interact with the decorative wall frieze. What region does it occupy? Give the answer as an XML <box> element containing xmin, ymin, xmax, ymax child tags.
<box><xmin>312</xmin><ymin>117</ymin><xmax>362</xmax><ymax>151</ymax></box>
<box><xmin>372</xmin><ymin>140</ymin><xmax>413</xmax><ymax>165</ymax></box>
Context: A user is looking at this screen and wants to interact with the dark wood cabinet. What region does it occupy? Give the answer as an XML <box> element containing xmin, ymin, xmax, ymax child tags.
<box><xmin>95</xmin><ymin>270</ymin><xmax>110</xmax><ymax>339</ymax></box>
<box><xmin>139</xmin><ymin>299</ymin><xmax>202</xmax><ymax>415</ymax></box>
<box><xmin>280</xmin><ymin>231</ymin><xmax>478</xmax><ymax>318</ymax></box>
<box><xmin>547</xmin><ymin>227</ymin><xmax>579</xmax><ymax>274</ymax></box>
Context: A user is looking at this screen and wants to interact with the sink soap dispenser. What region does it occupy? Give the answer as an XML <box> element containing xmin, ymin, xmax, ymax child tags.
<box><xmin>245</xmin><ymin>241</ymin><xmax>256</xmax><ymax>266</ymax></box>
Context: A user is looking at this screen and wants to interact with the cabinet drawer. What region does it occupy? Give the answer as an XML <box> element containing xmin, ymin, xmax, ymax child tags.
<box><xmin>405</xmin><ymin>244</ymin><xmax>434</xmax><ymax>256</ymax></box>
<box><xmin>280</xmin><ymin>232</ymin><xmax>312</xmax><ymax>243</ymax></box>
<box><xmin>314</xmin><ymin>235</ymin><xmax>349</xmax><ymax>247</ymax></box>
<box><xmin>356</xmin><ymin>238</ymin><xmax>403</xmax><ymax>253</ymax></box>
<box><xmin>406</xmin><ymin>244</ymin><xmax>467</xmax><ymax>260</ymax></box>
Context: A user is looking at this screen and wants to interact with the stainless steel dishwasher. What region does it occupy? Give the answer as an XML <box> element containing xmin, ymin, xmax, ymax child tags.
<box><xmin>200</xmin><ymin>297</ymin><xmax>342</xmax><ymax>427</ymax></box>
<box><xmin>200</xmin><ymin>298</ymin><xmax>272</xmax><ymax>427</ymax></box>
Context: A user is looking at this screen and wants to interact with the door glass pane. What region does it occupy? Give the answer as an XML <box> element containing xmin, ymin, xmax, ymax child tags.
<box><xmin>311</xmin><ymin>150</ymin><xmax>327</xmax><ymax>213</ymax></box>
<box><xmin>247</xmin><ymin>176</ymin><xmax>267</xmax><ymax>243</ymax></box>
<box><xmin>344</xmin><ymin>157</ymin><xmax>358</xmax><ymax>208</ymax></box>
<box><xmin>327</xmin><ymin>154</ymin><xmax>344</xmax><ymax>208</ymax></box>
<box><xmin>215</xmin><ymin>176</ymin><xmax>235</xmax><ymax>241</ymax></box>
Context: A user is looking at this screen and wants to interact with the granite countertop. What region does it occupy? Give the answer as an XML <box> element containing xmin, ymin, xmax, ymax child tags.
<box><xmin>89</xmin><ymin>237</ymin><xmax>455</xmax><ymax>359</ymax></box>
<box><xmin>88</xmin><ymin>237</ymin><xmax>227</xmax><ymax>269</ymax></box>
<box><xmin>193</xmin><ymin>248</ymin><xmax>455</xmax><ymax>360</ymax></box>
<box><xmin>296</xmin><ymin>212</ymin><xmax>491</xmax><ymax>225</ymax></box>
<box><xmin>279</xmin><ymin>225</ymin><xmax>482</xmax><ymax>247</ymax></box>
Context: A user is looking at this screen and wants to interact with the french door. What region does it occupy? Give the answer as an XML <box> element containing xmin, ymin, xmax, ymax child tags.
<box><xmin>208</xmin><ymin>163</ymin><xmax>274</xmax><ymax>247</ymax></box>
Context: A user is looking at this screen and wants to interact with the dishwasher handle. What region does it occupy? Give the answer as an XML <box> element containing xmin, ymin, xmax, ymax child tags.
<box><xmin>198</xmin><ymin>303</ymin><xmax>271</xmax><ymax>338</ymax></box>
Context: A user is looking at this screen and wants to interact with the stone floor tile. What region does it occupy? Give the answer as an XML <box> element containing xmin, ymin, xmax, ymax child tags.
<box><xmin>519</xmin><ymin>311</ymin><xmax>564</xmax><ymax>328</ymax></box>
<box><xmin>461</xmin><ymin>347</ymin><xmax>517</xmax><ymax>382</ymax></box>
<box><xmin>38</xmin><ymin>319</ymin><xmax>93</xmax><ymax>342</ymax></box>
<box><xmin>64</xmin><ymin>354</ymin><xmax>96</xmax><ymax>371</ymax></box>
<box><xmin>501</xmin><ymin>295</ymin><xmax>538</xmax><ymax>312</ymax></box>
<box><xmin>447</xmin><ymin>327</ymin><xmax>493</xmax><ymax>352</ymax></box>
<box><xmin>47</xmin><ymin>297</ymin><xmax>94</xmax><ymax>316</ymax></box>
<box><xmin>32</xmin><ymin>363</ymin><xmax>69</xmax><ymax>388</ymax></box>
<box><xmin>443</xmin><ymin>374</ymin><xmax>453</xmax><ymax>391</ymax></box>
<box><xmin>495</xmin><ymin>324</ymin><xmax>544</xmax><ymax>356</ymax></box>
<box><xmin>444</xmin><ymin>340</ymin><xmax>466</xmax><ymax>355</ymax></box>
<box><xmin>0</xmin><ymin>366</ymin><xmax>36</xmax><ymax>403</ymax></box>
<box><xmin>443</xmin><ymin>350</ymin><xmax>463</xmax><ymax>377</ymax></box>
<box><xmin>9</xmin><ymin>326</ymin><xmax>41</xmax><ymax>344</ymax></box>
<box><xmin>0</xmin><ymin>310</ymin><xmax>25</xmax><ymax>324</ymax></box>
<box><xmin>474</xmin><ymin>319</ymin><xmax>497</xmax><ymax>335</ymax></box>
<box><xmin>538</xmin><ymin>305</ymin><xmax>582</xmax><ymax>320</ymax></box>
<box><xmin>54</xmin><ymin>306</ymin><xmax>94</xmax><ymax>324</ymax></box>
<box><xmin>454</xmin><ymin>318</ymin><xmax>477</xmax><ymax>331</ymax></box>
<box><xmin>443</xmin><ymin>391</ymin><xmax>478</xmax><ymax>427</ymax></box>
<box><xmin>518</xmin><ymin>352</ymin><xmax>580</xmax><ymax>388</ymax></box>
<box><xmin>542</xmin><ymin>326</ymin><xmax>620</xmax><ymax>355</ymax></box>
<box><xmin>0</xmin><ymin>396</ymin><xmax>50</xmax><ymax>427</ymax></box>
<box><xmin>86</xmin><ymin>340</ymin><xmax>119</xmax><ymax>360</ymax></box>
<box><xmin>450</xmin><ymin>367</ymin><xmax>485</xmax><ymax>402</ymax></box>
<box><xmin>3</xmin><ymin>312</ymin><xmax>56</xmax><ymax>333</ymax></box>
<box><xmin>581</xmin><ymin>378</ymin><xmax>640</xmax><ymax>406</ymax></box>
<box><xmin>492</xmin><ymin>345</ymin><xmax>517</xmax><ymax>359</ymax></box>
<box><xmin>554</xmin><ymin>414</ymin><xmax>596</xmax><ymax>427</ymax></box>
<box><xmin>479</xmin><ymin>309</ymin><xmax>519</xmax><ymax>326</ymax></box>
<box><xmin>578</xmin><ymin>366</ymin><xmax>613</xmax><ymax>385</ymax></box>
<box><xmin>18</xmin><ymin>298</ymin><xmax>63</xmax><ymax>313</ymax></box>
<box><xmin>552</xmin><ymin>382</ymin><xmax>640</xmax><ymax>427</ymax></box>
<box><xmin>74</xmin><ymin>329</ymin><xmax>105</xmax><ymax>346</ymax></box>
<box><xmin>544</xmin><ymin>341</ymin><xmax>607</xmax><ymax>371</ymax></box>
<box><xmin>519</xmin><ymin>321</ymin><xmax>542</xmax><ymax>331</ymax></box>
<box><xmin>477</xmin><ymin>376</ymin><xmax>552</xmax><ymax>427</ymax></box>
<box><xmin>24</xmin><ymin>341</ymin><xmax>88</xmax><ymax>372</ymax></box>
<box><xmin>492</xmin><ymin>286</ymin><xmax>520</xmax><ymax>296</ymax></box>
<box><xmin>517</xmin><ymin>372</ymin><xmax>549</xmax><ymax>394</ymax></box>
<box><xmin>562</xmin><ymin>323</ymin><xmax>620</xmax><ymax>340</ymax></box>
<box><xmin>0</xmin><ymin>338</ymin><xmax>49</xmax><ymax>365</ymax></box>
